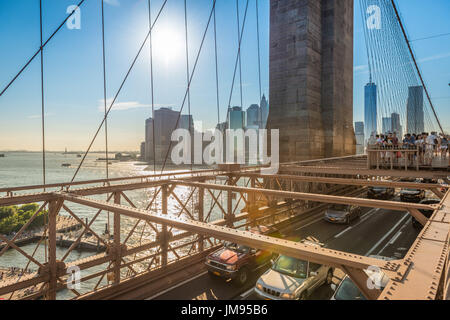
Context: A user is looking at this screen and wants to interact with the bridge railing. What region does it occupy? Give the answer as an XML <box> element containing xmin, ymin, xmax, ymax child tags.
<box><xmin>367</xmin><ymin>143</ymin><xmax>449</xmax><ymax>171</ymax></box>
<box><xmin>0</xmin><ymin>173</ymin><xmax>311</xmax><ymax>300</ymax></box>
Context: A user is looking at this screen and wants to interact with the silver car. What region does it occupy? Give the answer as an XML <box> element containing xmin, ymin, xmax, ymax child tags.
<box><xmin>330</xmin><ymin>255</ymin><xmax>392</xmax><ymax>300</ymax></box>
<box><xmin>254</xmin><ymin>253</ymin><xmax>333</xmax><ymax>300</ymax></box>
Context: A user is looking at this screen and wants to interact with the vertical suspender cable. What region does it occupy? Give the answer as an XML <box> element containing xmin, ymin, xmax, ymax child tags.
<box><xmin>213</xmin><ymin>4</ymin><xmax>220</xmax><ymax>126</ymax></box>
<box><xmin>39</xmin><ymin>0</ymin><xmax>47</xmax><ymax>264</ymax></box>
<box><xmin>226</xmin><ymin>0</ymin><xmax>249</xmax><ymax>112</ymax></box>
<box><xmin>101</xmin><ymin>0</ymin><xmax>110</xmax><ymax>234</ymax></box>
<box><xmin>255</xmin><ymin>0</ymin><xmax>262</xmax><ymax>127</ymax></box>
<box><xmin>148</xmin><ymin>0</ymin><xmax>156</xmax><ymax>173</ymax></box>
<box><xmin>184</xmin><ymin>0</ymin><xmax>192</xmax><ymax>171</ymax></box>
<box><xmin>39</xmin><ymin>0</ymin><xmax>46</xmax><ymax>190</ymax></box>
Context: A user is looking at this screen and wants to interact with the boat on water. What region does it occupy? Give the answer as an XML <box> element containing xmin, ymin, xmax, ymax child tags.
<box><xmin>61</xmin><ymin>163</ymin><xmax>71</xmax><ymax>167</ymax></box>
<box><xmin>77</xmin><ymin>154</ymin><xmax>82</xmax><ymax>158</ymax></box>
<box><xmin>0</xmin><ymin>154</ymin><xmax>5</xmax><ymax>158</ymax></box>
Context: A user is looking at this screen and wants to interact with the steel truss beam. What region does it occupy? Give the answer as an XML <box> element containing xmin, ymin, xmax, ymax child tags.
<box><xmin>281</xmin><ymin>165</ymin><xmax>450</xmax><ymax>180</ymax></box>
<box><xmin>234</xmin><ymin>173</ymin><xmax>449</xmax><ymax>192</ymax></box>
<box><xmin>172</xmin><ymin>180</ymin><xmax>435</xmax><ymax>213</ymax></box>
<box><xmin>60</xmin><ymin>193</ymin><xmax>402</xmax><ymax>275</ymax></box>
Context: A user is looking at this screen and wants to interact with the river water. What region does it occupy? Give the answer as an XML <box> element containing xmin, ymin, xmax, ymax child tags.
<box><xmin>0</xmin><ymin>152</ymin><xmax>233</xmax><ymax>299</ymax></box>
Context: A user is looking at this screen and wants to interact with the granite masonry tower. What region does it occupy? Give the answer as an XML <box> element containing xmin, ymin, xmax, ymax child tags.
<box><xmin>268</xmin><ymin>0</ymin><xmax>356</xmax><ymax>162</ymax></box>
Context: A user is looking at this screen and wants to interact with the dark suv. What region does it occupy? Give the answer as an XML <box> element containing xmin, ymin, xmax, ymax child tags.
<box><xmin>399</xmin><ymin>178</ymin><xmax>425</xmax><ymax>203</ymax></box>
<box><xmin>412</xmin><ymin>199</ymin><xmax>440</xmax><ymax>229</ymax></box>
<box><xmin>368</xmin><ymin>186</ymin><xmax>395</xmax><ymax>200</ymax></box>
<box><xmin>205</xmin><ymin>226</ymin><xmax>277</xmax><ymax>286</ymax></box>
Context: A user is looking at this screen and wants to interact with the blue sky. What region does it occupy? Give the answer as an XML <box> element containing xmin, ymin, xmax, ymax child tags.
<box><xmin>0</xmin><ymin>0</ymin><xmax>449</xmax><ymax>151</ymax></box>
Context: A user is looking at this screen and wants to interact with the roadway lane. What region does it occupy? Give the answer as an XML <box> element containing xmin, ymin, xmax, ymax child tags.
<box><xmin>152</xmin><ymin>199</ymin><xmax>422</xmax><ymax>300</ymax></box>
<box><xmin>243</xmin><ymin>207</ymin><xmax>420</xmax><ymax>300</ymax></box>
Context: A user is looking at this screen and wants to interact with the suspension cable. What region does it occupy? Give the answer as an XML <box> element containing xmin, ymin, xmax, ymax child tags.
<box><xmin>69</xmin><ymin>0</ymin><xmax>168</xmax><ymax>186</ymax></box>
<box><xmin>101</xmin><ymin>0</ymin><xmax>110</xmax><ymax>234</ymax></box>
<box><xmin>226</xmin><ymin>0</ymin><xmax>250</xmax><ymax>109</ymax></box>
<box><xmin>148</xmin><ymin>0</ymin><xmax>156</xmax><ymax>173</ymax></box>
<box><xmin>390</xmin><ymin>0</ymin><xmax>444</xmax><ymax>135</ymax></box>
<box><xmin>236</xmin><ymin>0</ymin><xmax>243</xmax><ymax>108</ymax></box>
<box><xmin>184</xmin><ymin>0</ymin><xmax>192</xmax><ymax>171</ymax></box>
<box><xmin>101</xmin><ymin>0</ymin><xmax>109</xmax><ymax>180</ymax></box>
<box><xmin>39</xmin><ymin>0</ymin><xmax>46</xmax><ymax>190</ymax></box>
<box><xmin>255</xmin><ymin>0</ymin><xmax>262</xmax><ymax>127</ymax></box>
<box><xmin>39</xmin><ymin>0</ymin><xmax>47</xmax><ymax>265</ymax></box>
<box><xmin>213</xmin><ymin>4</ymin><xmax>220</xmax><ymax>125</ymax></box>
<box><xmin>160</xmin><ymin>0</ymin><xmax>217</xmax><ymax>174</ymax></box>
<box><xmin>0</xmin><ymin>0</ymin><xmax>87</xmax><ymax>97</ymax></box>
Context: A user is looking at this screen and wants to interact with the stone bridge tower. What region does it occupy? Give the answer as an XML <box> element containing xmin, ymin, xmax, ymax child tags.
<box><xmin>268</xmin><ymin>0</ymin><xmax>356</xmax><ymax>162</ymax></box>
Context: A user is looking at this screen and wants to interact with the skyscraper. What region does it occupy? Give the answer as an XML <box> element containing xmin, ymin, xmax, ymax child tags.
<box><xmin>355</xmin><ymin>122</ymin><xmax>365</xmax><ymax>155</ymax></box>
<box><xmin>180</xmin><ymin>114</ymin><xmax>194</xmax><ymax>133</ymax></box>
<box><xmin>364</xmin><ymin>82</ymin><xmax>377</xmax><ymax>143</ymax></box>
<box><xmin>228</xmin><ymin>106</ymin><xmax>245</xmax><ymax>130</ymax></box>
<box><xmin>407</xmin><ymin>86</ymin><xmax>424</xmax><ymax>134</ymax></box>
<box><xmin>382</xmin><ymin>117</ymin><xmax>392</xmax><ymax>134</ymax></box>
<box><xmin>144</xmin><ymin>107</ymin><xmax>184</xmax><ymax>163</ymax></box>
<box><xmin>246</xmin><ymin>104</ymin><xmax>260</xmax><ymax>128</ymax></box>
<box><xmin>145</xmin><ymin>117</ymin><xmax>154</xmax><ymax>161</ymax></box>
<box><xmin>391</xmin><ymin>113</ymin><xmax>402</xmax><ymax>136</ymax></box>
<box><xmin>260</xmin><ymin>95</ymin><xmax>269</xmax><ymax>129</ymax></box>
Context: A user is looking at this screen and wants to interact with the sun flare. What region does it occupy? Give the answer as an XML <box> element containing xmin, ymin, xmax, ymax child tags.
<box><xmin>152</xmin><ymin>26</ymin><xmax>184</xmax><ymax>65</ymax></box>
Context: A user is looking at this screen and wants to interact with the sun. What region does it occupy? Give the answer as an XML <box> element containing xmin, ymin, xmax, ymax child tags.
<box><xmin>152</xmin><ymin>26</ymin><xmax>184</xmax><ymax>65</ymax></box>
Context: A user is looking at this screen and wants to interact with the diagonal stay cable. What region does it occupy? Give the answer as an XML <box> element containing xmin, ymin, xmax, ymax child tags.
<box><xmin>69</xmin><ymin>0</ymin><xmax>168</xmax><ymax>186</ymax></box>
<box><xmin>0</xmin><ymin>0</ymin><xmax>87</xmax><ymax>97</ymax></box>
<box><xmin>227</xmin><ymin>0</ymin><xmax>250</xmax><ymax>109</ymax></box>
<box><xmin>159</xmin><ymin>0</ymin><xmax>217</xmax><ymax>174</ymax></box>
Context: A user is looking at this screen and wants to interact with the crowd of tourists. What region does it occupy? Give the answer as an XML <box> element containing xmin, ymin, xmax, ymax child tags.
<box><xmin>367</xmin><ymin>131</ymin><xmax>449</xmax><ymax>166</ymax></box>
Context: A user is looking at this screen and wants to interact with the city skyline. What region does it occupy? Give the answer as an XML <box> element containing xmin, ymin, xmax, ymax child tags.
<box><xmin>141</xmin><ymin>95</ymin><xmax>269</xmax><ymax>163</ymax></box>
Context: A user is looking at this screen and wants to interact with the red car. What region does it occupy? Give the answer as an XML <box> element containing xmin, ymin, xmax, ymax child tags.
<box><xmin>205</xmin><ymin>226</ymin><xmax>276</xmax><ymax>286</ymax></box>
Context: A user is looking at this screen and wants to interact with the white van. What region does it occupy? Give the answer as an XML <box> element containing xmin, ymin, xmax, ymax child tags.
<box><xmin>254</xmin><ymin>253</ymin><xmax>334</xmax><ymax>300</ymax></box>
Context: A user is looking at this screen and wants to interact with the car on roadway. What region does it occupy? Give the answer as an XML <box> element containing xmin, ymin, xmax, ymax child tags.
<box><xmin>367</xmin><ymin>186</ymin><xmax>395</xmax><ymax>200</ymax></box>
<box><xmin>399</xmin><ymin>178</ymin><xmax>425</xmax><ymax>203</ymax></box>
<box><xmin>411</xmin><ymin>198</ymin><xmax>441</xmax><ymax>229</ymax></box>
<box><xmin>254</xmin><ymin>241</ymin><xmax>334</xmax><ymax>300</ymax></box>
<box><xmin>205</xmin><ymin>226</ymin><xmax>277</xmax><ymax>287</ymax></box>
<box><xmin>323</xmin><ymin>204</ymin><xmax>362</xmax><ymax>224</ymax></box>
<box><xmin>330</xmin><ymin>255</ymin><xmax>391</xmax><ymax>300</ymax></box>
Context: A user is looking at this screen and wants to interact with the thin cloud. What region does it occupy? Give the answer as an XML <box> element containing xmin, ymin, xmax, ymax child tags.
<box><xmin>104</xmin><ymin>0</ymin><xmax>120</xmax><ymax>6</ymax></box>
<box><xmin>418</xmin><ymin>52</ymin><xmax>450</xmax><ymax>63</ymax></box>
<box><xmin>354</xmin><ymin>65</ymin><xmax>368</xmax><ymax>71</ymax></box>
<box><xmin>28</xmin><ymin>113</ymin><xmax>55</xmax><ymax>119</ymax></box>
<box><xmin>98</xmin><ymin>99</ymin><xmax>173</xmax><ymax>112</ymax></box>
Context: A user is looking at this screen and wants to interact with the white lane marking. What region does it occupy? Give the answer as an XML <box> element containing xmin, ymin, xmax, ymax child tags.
<box><xmin>376</xmin><ymin>217</ymin><xmax>410</xmax><ymax>255</ymax></box>
<box><xmin>240</xmin><ymin>287</ymin><xmax>255</xmax><ymax>299</ymax></box>
<box><xmin>145</xmin><ymin>271</ymin><xmax>208</xmax><ymax>300</ymax></box>
<box><xmin>357</xmin><ymin>208</ymin><xmax>381</xmax><ymax>225</ymax></box>
<box><xmin>389</xmin><ymin>231</ymin><xmax>402</xmax><ymax>245</ymax></box>
<box><xmin>365</xmin><ymin>213</ymin><xmax>410</xmax><ymax>256</ymax></box>
<box><xmin>334</xmin><ymin>226</ymin><xmax>353</xmax><ymax>238</ymax></box>
<box><xmin>295</xmin><ymin>216</ymin><xmax>324</xmax><ymax>231</ymax></box>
